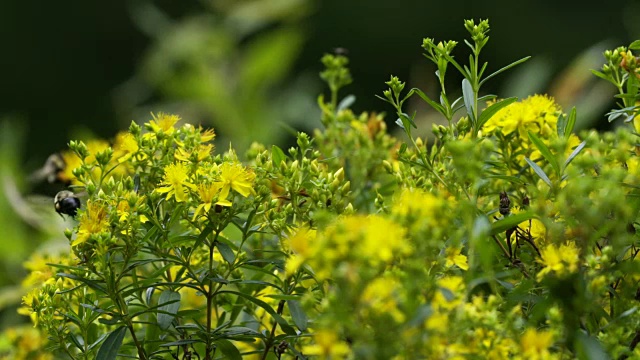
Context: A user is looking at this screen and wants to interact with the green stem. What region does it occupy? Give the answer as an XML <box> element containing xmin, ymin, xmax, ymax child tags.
<box><xmin>260</xmin><ymin>300</ymin><xmax>286</xmax><ymax>360</ymax></box>
<box><xmin>205</xmin><ymin>230</ymin><xmax>220</xmax><ymax>360</ymax></box>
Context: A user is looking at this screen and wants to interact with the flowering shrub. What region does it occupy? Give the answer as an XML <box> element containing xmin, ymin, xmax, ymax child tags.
<box><xmin>14</xmin><ymin>19</ymin><xmax>640</xmax><ymax>359</ymax></box>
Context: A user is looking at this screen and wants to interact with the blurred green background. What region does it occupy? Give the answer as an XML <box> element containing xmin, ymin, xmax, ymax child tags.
<box><xmin>0</xmin><ymin>0</ymin><xmax>638</xmax><ymax>343</ymax></box>
<box><xmin>1</xmin><ymin>0</ymin><xmax>638</xmax><ymax>161</ymax></box>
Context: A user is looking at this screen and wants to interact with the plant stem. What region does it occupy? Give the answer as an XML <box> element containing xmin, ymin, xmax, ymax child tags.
<box><xmin>260</xmin><ymin>300</ymin><xmax>286</xmax><ymax>360</ymax></box>
<box><xmin>205</xmin><ymin>230</ymin><xmax>220</xmax><ymax>360</ymax></box>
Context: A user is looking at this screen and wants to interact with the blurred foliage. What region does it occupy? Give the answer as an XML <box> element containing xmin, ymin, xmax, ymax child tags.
<box><xmin>116</xmin><ymin>0</ymin><xmax>319</xmax><ymax>151</ymax></box>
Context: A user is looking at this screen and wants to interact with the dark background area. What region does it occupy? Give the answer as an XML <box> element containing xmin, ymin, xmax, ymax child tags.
<box><xmin>1</xmin><ymin>0</ymin><xmax>638</xmax><ymax>165</ymax></box>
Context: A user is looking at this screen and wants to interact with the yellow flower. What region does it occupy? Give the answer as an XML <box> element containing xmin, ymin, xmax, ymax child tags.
<box><xmin>113</xmin><ymin>131</ymin><xmax>139</xmax><ymax>163</ymax></box>
<box><xmin>537</xmin><ymin>242</ymin><xmax>580</xmax><ymax>280</ymax></box>
<box><xmin>58</xmin><ymin>149</ymin><xmax>83</xmax><ymax>184</ymax></box>
<box><xmin>391</xmin><ymin>188</ymin><xmax>442</xmax><ymax>220</ymax></box>
<box><xmin>116</xmin><ymin>195</ymin><xmax>148</xmax><ymax>225</ymax></box>
<box><xmin>73</xmin><ymin>201</ymin><xmax>110</xmax><ymax>246</ymax></box>
<box><xmin>216</xmin><ymin>162</ymin><xmax>255</xmax><ymax>205</ymax></box>
<box><xmin>445</xmin><ymin>246</ymin><xmax>469</xmax><ymax>271</ymax></box>
<box><xmin>302</xmin><ymin>329</ymin><xmax>351</xmax><ymax>358</ymax></box>
<box><xmin>520</xmin><ymin>328</ymin><xmax>554</xmax><ymax>358</ymax></box>
<box><xmin>85</xmin><ymin>139</ymin><xmax>111</xmax><ymax>165</ymax></box>
<box><xmin>155</xmin><ymin>162</ymin><xmax>196</xmax><ymax>202</ymax></box>
<box><xmin>484</xmin><ymin>94</ymin><xmax>560</xmax><ymax>138</ymax></box>
<box><xmin>360</xmin><ymin>276</ymin><xmax>405</xmax><ymax>323</ymax></box>
<box><xmin>192</xmin><ymin>183</ymin><xmax>224</xmax><ymax>220</ymax></box>
<box><xmin>356</xmin><ymin>215</ymin><xmax>410</xmax><ymax>263</ymax></box>
<box><xmin>432</xmin><ymin>276</ymin><xmax>466</xmax><ymax>310</ymax></box>
<box><xmin>148</xmin><ymin>112</ymin><xmax>180</xmax><ymax>134</ymax></box>
<box><xmin>199</xmin><ymin>127</ymin><xmax>216</xmax><ymax>142</ymax></box>
<box><xmin>18</xmin><ymin>289</ymin><xmax>39</xmax><ymax>326</ymax></box>
<box><xmin>285</xmin><ymin>227</ymin><xmax>317</xmax><ymax>276</ymax></box>
<box><xmin>175</xmin><ymin>144</ymin><xmax>213</xmax><ymax>163</ymax></box>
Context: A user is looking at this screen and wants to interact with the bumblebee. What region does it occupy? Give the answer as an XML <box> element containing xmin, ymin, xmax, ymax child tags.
<box><xmin>54</xmin><ymin>190</ymin><xmax>81</xmax><ymax>217</ymax></box>
<box><xmin>29</xmin><ymin>153</ymin><xmax>67</xmax><ymax>184</ymax></box>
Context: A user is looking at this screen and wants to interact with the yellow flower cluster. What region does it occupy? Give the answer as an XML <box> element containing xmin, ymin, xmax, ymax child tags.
<box><xmin>537</xmin><ymin>242</ymin><xmax>581</xmax><ymax>280</ymax></box>
<box><xmin>286</xmin><ymin>214</ymin><xmax>410</xmax><ymax>280</ymax></box>
<box><xmin>484</xmin><ymin>95</ymin><xmax>561</xmax><ymax>139</ymax></box>
<box><xmin>482</xmin><ymin>95</ymin><xmax>581</xmax><ymax>168</ymax></box>
<box><xmin>424</xmin><ymin>276</ymin><xmax>560</xmax><ymax>359</ymax></box>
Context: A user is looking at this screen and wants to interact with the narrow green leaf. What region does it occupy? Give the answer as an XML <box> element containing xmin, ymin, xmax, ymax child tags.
<box><xmin>629</xmin><ymin>40</ymin><xmax>640</xmax><ymax>50</ymax></box>
<box><xmin>486</xmin><ymin>174</ymin><xmax>526</xmax><ymax>185</ymax></box>
<box><xmin>564</xmin><ymin>141</ymin><xmax>587</xmax><ymax>167</ymax></box>
<box><xmin>264</xmin><ymin>294</ymin><xmax>304</xmax><ymax>301</ymax></box>
<box><xmin>575</xmin><ymin>333</ymin><xmax>608</xmax><ymax>360</ymax></box>
<box><xmin>490</xmin><ymin>212</ymin><xmax>534</xmax><ymax>235</ymax></box>
<box><xmin>216</xmin><ymin>241</ymin><xmax>235</xmax><ymax>265</ymax></box>
<box><xmin>271</xmin><ymin>145</ymin><xmax>287</xmax><ymax>167</ymax></box>
<box><xmin>96</xmin><ymin>326</ymin><xmax>126</xmax><ymax>360</ymax></box>
<box><xmin>525</xmin><ymin>157</ymin><xmax>552</xmax><ymax>187</ymax></box>
<box><xmin>557</xmin><ymin>113</ymin><xmax>567</xmax><ymax>137</ymax></box>
<box><xmin>160</xmin><ymin>339</ymin><xmax>200</xmax><ymax>347</ymax></box>
<box><xmin>88</xmin><ymin>333</ymin><xmax>109</xmax><ymax>351</ymax></box>
<box><xmin>157</xmin><ymin>290</ymin><xmax>181</xmax><ymax>330</ymax></box>
<box><xmin>528</xmin><ymin>132</ymin><xmax>560</xmax><ymax>176</ymax></box>
<box><xmin>479</xmin><ymin>61</ymin><xmax>488</xmax><ymax>78</ymax></box>
<box><xmin>216</xmin><ymin>339</ymin><xmax>242</xmax><ymax>360</ymax></box>
<box><xmin>477</xmin><ymin>97</ymin><xmax>517</xmax><ymax>130</ymax></box>
<box><xmin>57</xmin><ymin>273</ymin><xmax>106</xmax><ymax>294</ymax></box>
<box><xmin>591</xmin><ymin>69</ymin><xmax>611</xmax><ymax>83</ymax></box>
<box><xmin>462</xmin><ymin>78</ymin><xmax>476</xmax><ymax>122</ymax></box>
<box><xmin>287</xmin><ymin>300</ymin><xmax>308</xmax><ymax>331</ymax></box>
<box><xmin>218</xmin><ymin>290</ymin><xmax>297</xmax><ymax>335</ymax></box>
<box><xmin>564</xmin><ymin>107</ymin><xmax>577</xmax><ymax>138</ymax></box>
<box><xmin>411</xmin><ymin>88</ymin><xmax>445</xmax><ymax>115</ymax></box>
<box><xmin>337</xmin><ymin>94</ymin><xmax>355</xmax><ymax>111</ymax></box>
<box><xmin>479</xmin><ymin>56</ymin><xmax>531</xmax><ymax>87</ymax></box>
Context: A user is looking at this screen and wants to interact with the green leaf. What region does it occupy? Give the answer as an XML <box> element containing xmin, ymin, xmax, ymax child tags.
<box><xmin>218</xmin><ymin>290</ymin><xmax>297</xmax><ymax>335</ymax></box>
<box><xmin>337</xmin><ymin>94</ymin><xmax>356</xmax><ymax>111</ymax></box>
<box><xmin>216</xmin><ymin>241</ymin><xmax>235</xmax><ymax>265</ymax></box>
<box><xmin>157</xmin><ymin>290</ymin><xmax>181</xmax><ymax>330</ymax></box>
<box><xmin>479</xmin><ymin>56</ymin><xmax>531</xmax><ymax>87</ymax></box>
<box><xmin>575</xmin><ymin>333</ymin><xmax>608</xmax><ymax>360</ymax></box>
<box><xmin>525</xmin><ymin>157</ymin><xmax>552</xmax><ymax>187</ymax></box>
<box><xmin>57</xmin><ymin>273</ymin><xmax>106</xmax><ymax>294</ymax></box>
<box><xmin>462</xmin><ymin>78</ymin><xmax>476</xmax><ymax>122</ymax></box>
<box><xmin>490</xmin><ymin>212</ymin><xmax>534</xmax><ymax>235</ymax></box>
<box><xmin>96</xmin><ymin>326</ymin><xmax>126</xmax><ymax>360</ymax></box>
<box><xmin>564</xmin><ymin>107</ymin><xmax>577</xmax><ymax>138</ymax></box>
<box><xmin>287</xmin><ymin>300</ymin><xmax>308</xmax><ymax>331</ymax></box>
<box><xmin>591</xmin><ymin>69</ymin><xmax>612</xmax><ymax>83</ymax></box>
<box><xmin>477</xmin><ymin>97</ymin><xmax>517</xmax><ymax>130</ymax></box>
<box><xmin>160</xmin><ymin>339</ymin><xmax>200</xmax><ymax>347</ymax></box>
<box><xmin>411</xmin><ymin>88</ymin><xmax>445</xmax><ymax>115</ymax></box>
<box><xmin>557</xmin><ymin>113</ymin><xmax>567</xmax><ymax>137</ymax></box>
<box><xmin>216</xmin><ymin>339</ymin><xmax>242</xmax><ymax>360</ymax></box>
<box><xmin>271</xmin><ymin>145</ymin><xmax>287</xmax><ymax>167</ymax></box>
<box><xmin>630</xmin><ymin>40</ymin><xmax>640</xmax><ymax>50</ymax></box>
<box><xmin>528</xmin><ymin>132</ymin><xmax>560</xmax><ymax>176</ymax></box>
<box><xmin>564</xmin><ymin>141</ymin><xmax>586</xmax><ymax>167</ymax></box>
<box><xmin>486</xmin><ymin>174</ymin><xmax>526</xmax><ymax>185</ymax></box>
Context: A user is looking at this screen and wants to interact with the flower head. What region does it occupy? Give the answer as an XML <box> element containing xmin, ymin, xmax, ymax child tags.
<box><xmin>113</xmin><ymin>132</ymin><xmax>139</xmax><ymax>163</ymax></box>
<box><xmin>148</xmin><ymin>112</ymin><xmax>180</xmax><ymax>134</ymax></box>
<box><xmin>445</xmin><ymin>246</ymin><xmax>469</xmax><ymax>271</ymax></box>
<box><xmin>537</xmin><ymin>242</ymin><xmax>580</xmax><ymax>280</ymax></box>
<box><xmin>216</xmin><ymin>162</ymin><xmax>255</xmax><ymax>205</ymax></box>
<box><xmin>193</xmin><ymin>183</ymin><xmax>224</xmax><ymax>220</ymax></box>
<box><xmin>155</xmin><ymin>162</ymin><xmax>196</xmax><ymax>202</ymax></box>
<box><xmin>73</xmin><ymin>201</ymin><xmax>110</xmax><ymax>246</ymax></box>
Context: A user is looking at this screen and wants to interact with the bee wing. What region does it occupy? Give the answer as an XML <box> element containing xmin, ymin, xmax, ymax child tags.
<box><xmin>28</xmin><ymin>154</ymin><xmax>65</xmax><ymax>184</ymax></box>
